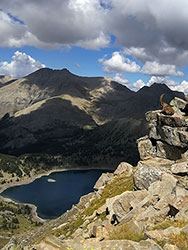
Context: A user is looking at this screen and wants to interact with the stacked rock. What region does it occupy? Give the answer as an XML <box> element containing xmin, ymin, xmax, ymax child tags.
<box><xmin>137</xmin><ymin>97</ymin><xmax>188</xmax><ymax>162</ymax></box>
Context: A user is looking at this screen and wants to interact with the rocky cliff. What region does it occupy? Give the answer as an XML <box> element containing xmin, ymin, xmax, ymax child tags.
<box><xmin>4</xmin><ymin>96</ymin><xmax>188</xmax><ymax>250</ymax></box>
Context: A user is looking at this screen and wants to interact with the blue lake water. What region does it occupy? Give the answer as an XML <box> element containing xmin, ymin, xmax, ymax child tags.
<box><xmin>1</xmin><ymin>170</ymin><xmax>107</xmax><ymax>219</ymax></box>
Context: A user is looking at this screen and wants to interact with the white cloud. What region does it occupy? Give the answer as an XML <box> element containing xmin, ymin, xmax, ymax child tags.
<box><xmin>99</xmin><ymin>51</ymin><xmax>141</xmax><ymax>73</ymax></box>
<box><xmin>124</xmin><ymin>47</ymin><xmax>153</xmax><ymax>62</ymax></box>
<box><xmin>113</xmin><ymin>73</ymin><xmax>129</xmax><ymax>85</ymax></box>
<box><xmin>0</xmin><ymin>10</ymin><xmax>27</xmax><ymax>47</ymax></box>
<box><xmin>142</xmin><ymin>61</ymin><xmax>184</xmax><ymax>76</ymax></box>
<box><xmin>99</xmin><ymin>51</ymin><xmax>184</xmax><ymax>77</ymax></box>
<box><xmin>132</xmin><ymin>79</ymin><xmax>145</xmax><ymax>91</ymax></box>
<box><xmin>0</xmin><ymin>0</ymin><xmax>109</xmax><ymax>50</ymax></box>
<box><xmin>104</xmin><ymin>0</ymin><xmax>188</xmax><ymax>66</ymax></box>
<box><xmin>1</xmin><ymin>0</ymin><xmax>188</xmax><ymax>67</ymax></box>
<box><xmin>147</xmin><ymin>76</ymin><xmax>178</xmax><ymax>86</ymax></box>
<box><xmin>0</xmin><ymin>51</ymin><xmax>45</xmax><ymax>78</ymax></box>
<box><xmin>0</xmin><ymin>10</ymin><xmax>55</xmax><ymax>49</ymax></box>
<box><xmin>75</xmin><ymin>31</ymin><xmax>110</xmax><ymax>50</ymax></box>
<box><xmin>170</xmin><ymin>80</ymin><xmax>188</xmax><ymax>94</ymax></box>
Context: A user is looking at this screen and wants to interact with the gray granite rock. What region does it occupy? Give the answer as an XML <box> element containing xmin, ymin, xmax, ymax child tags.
<box><xmin>137</xmin><ymin>136</ymin><xmax>156</xmax><ymax>160</ymax></box>
<box><xmin>114</xmin><ymin>161</ymin><xmax>133</xmax><ymax>176</ymax></box>
<box><xmin>134</xmin><ymin>158</ymin><xmax>173</xmax><ymax>190</ymax></box>
<box><xmin>171</xmin><ymin>161</ymin><xmax>188</xmax><ymax>175</ymax></box>
<box><xmin>94</xmin><ymin>173</ymin><xmax>114</xmax><ymax>191</ymax></box>
<box><xmin>170</xmin><ymin>97</ymin><xmax>188</xmax><ymax>115</ymax></box>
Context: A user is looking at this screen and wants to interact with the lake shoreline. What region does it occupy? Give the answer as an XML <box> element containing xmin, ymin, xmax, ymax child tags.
<box><xmin>0</xmin><ymin>166</ymin><xmax>113</xmax><ymax>222</ymax></box>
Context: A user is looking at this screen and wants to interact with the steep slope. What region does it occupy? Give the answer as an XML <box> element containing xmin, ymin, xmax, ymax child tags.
<box><xmin>0</xmin><ymin>68</ymin><xmax>135</xmax><ymax>121</ymax></box>
<box><xmin>0</xmin><ymin>75</ymin><xmax>16</xmax><ymax>87</ymax></box>
<box><xmin>0</xmin><ymin>68</ymin><xmax>90</xmax><ymax>118</ymax></box>
<box><xmin>0</xmin><ymin>69</ymin><xmax>185</xmax><ymax>169</ymax></box>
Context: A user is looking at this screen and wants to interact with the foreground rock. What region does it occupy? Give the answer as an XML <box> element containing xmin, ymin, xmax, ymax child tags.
<box><xmin>32</xmin><ymin>236</ymin><xmax>163</xmax><ymax>250</ymax></box>
<box><xmin>106</xmin><ymin>171</ymin><xmax>188</xmax><ymax>232</ymax></box>
<box><xmin>94</xmin><ymin>172</ymin><xmax>114</xmax><ymax>191</ymax></box>
<box><xmin>114</xmin><ymin>162</ymin><xmax>133</xmax><ymax>176</ymax></box>
<box><xmin>134</xmin><ymin>157</ymin><xmax>173</xmax><ymax>190</ymax></box>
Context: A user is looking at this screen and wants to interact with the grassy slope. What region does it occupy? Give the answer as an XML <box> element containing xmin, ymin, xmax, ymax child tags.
<box><xmin>0</xmin><ymin>200</ymin><xmax>41</xmax><ymax>248</ymax></box>
<box><xmin>52</xmin><ymin>172</ymin><xmax>134</xmax><ymax>238</ymax></box>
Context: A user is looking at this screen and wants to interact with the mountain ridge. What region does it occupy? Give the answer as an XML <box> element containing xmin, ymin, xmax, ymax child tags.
<box><xmin>0</xmin><ymin>68</ymin><xmax>185</xmax><ymax>168</ymax></box>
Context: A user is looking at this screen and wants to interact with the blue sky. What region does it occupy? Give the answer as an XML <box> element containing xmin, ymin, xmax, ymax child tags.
<box><xmin>0</xmin><ymin>0</ymin><xmax>188</xmax><ymax>93</ymax></box>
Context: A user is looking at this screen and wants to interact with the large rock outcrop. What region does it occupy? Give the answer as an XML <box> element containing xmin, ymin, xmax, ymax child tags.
<box><xmin>138</xmin><ymin>109</ymin><xmax>188</xmax><ymax>161</ymax></box>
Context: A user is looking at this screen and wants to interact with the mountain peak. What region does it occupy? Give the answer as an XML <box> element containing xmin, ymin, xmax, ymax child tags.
<box><xmin>137</xmin><ymin>82</ymin><xmax>170</xmax><ymax>93</ymax></box>
<box><xmin>61</xmin><ymin>68</ymin><xmax>70</xmax><ymax>73</ymax></box>
<box><xmin>150</xmin><ymin>82</ymin><xmax>169</xmax><ymax>89</ymax></box>
<box><xmin>25</xmin><ymin>67</ymin><xmax>73</xmax><ymax>79</ymax></box>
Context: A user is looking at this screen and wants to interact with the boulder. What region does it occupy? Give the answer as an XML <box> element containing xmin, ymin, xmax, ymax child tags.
<box><xmin>136</xmin><ymin>204</ymin><xmax>169</xmax><ymax>225</ymax></box>
<box><xmin>148</xmin><ymin>124</ymin><xmax>162</xmax><ymax>140</ymax></box>
<box><xmin>77</xmin><ymin>192</ymin><xmax>96</xmax><ymax>209</ymax></box>
<box><xmin>182</xmin><ymin>150</ymin><xmax>188</xmax><ymax>161</ymax></box>
<box><xmin>139</xmin><ymin>109</ymin><xmax>188</xmax><ymax>163</ymax></box>
<box><xmin>173</xmin><ymin>175</ymin><xmax>188</xmax><ymax>190</ymax></box>
<box><xmin>181</xmin><ymin>224</ymin><xmax>188</xmax><ymax>234</ymax></box>
<box><xmin>157</xmin><ymin>125</ymin><xmax>188</xmax><ymax>148</ymax></box>
<box><xmin>96</xmin><ymin>204</ymin><xmax>106</xmax><ymax>215</ymax></box>
<box><xmin>170</xmin><ymin>97</ymin><xmax>188</xmax><ymax>115</ymax></box>
<box><xmin>145</xmin><ymin>110</ymin><xmax>159</xmax><ymax>124</ymax></box>
<box><xmin>171</xmin><ymin>161</ymin><xmax>188</xmax><ymax>175</ymax></box>
<box><xmin>86</xmin><ymin>220</ymin><xmax>102</xmax><ymax>238</ymax></box>
<box><xmin>134</xmin><ymin>158</ymin><xmax>173</xmax><ymax>190</ymax></box>
<box><xmin>95</xmin><ymin>225</ymin><xmax>104</xmax><ymax>240</ymax></box>
<box><xmin>164</xmin><ymin>243</ymin><xmax>179</xmax><ymax>250</ymax></box>
<box><xmin>82</xmin><ymin>219</ymin><xmax>90</xmax><ymax>228</ymax></box>
<box><xmin>137</xmin><ymin>136</ymin><xmax>156</xmax><ymax>160</ymax></box>
<box><xmin>157</xmin><ymin>112</ymin><xmax>188</xmax><ymax>127</ymax></box>
<box><xmin>114</xmin><ymin>162</ymin><xmax>133</xmax><ymax>176</ymax></box>
<box><xmin>94</xmin><ymin>173</ymin><xmax>114</xmax><ymax>191</ymax></box>
<box><xmin>72</xmin><ymin>228</ymin><xmax>83</xmax><ymax>239</ymax></box>
<box><xmin>156</xmin><ymin>141</ymin><xmax>183</xmax><ymax>161</ymax></box>
<box><xmin>60</xmin><ymin>239</ymin><xmax>163</xmax><ymax>250</ymax></box>
<box><xmin>175</xmin><ymin>207</ymin><xmax>188</xmax><ymax>221</ymax></box>
<box><xmin>176</xmin><ymin>186</ymin><xmax>188</xmax><ymax>197</ymax></box>
<box><xmin>146</xmin><ymin>227</ymin><xmax>181</xmax><ymax>241</ymax></box>
<box><xmin>155</xmin><ymin>173</ymin><xmax>177</xmax><ymax>198</ymax></box>
<box><xmin>106</xmin><ymin>190</ymin><xmax>149</xmax><ymax>224</ymax></box>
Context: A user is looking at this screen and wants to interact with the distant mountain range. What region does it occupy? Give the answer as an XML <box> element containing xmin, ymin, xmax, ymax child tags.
<box><xmin>0</xmin><ymin>68</ymin><xmax>185</xmax><ymax>167</ymax></box>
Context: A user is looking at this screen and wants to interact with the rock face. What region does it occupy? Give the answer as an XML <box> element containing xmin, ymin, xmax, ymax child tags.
<box><xmin>106</xmin><ymin>172</ymin><xmax>188</xmax><ymax>231</ymax></box>
<box><xmin>32</xmin><ymin>237</ymin><xmax>163</xmax><ymax>250</ymax></box>
<box><xmin>94</xmin><ymin>162</ymin><xmax>133</xmax><ymax>191</ymax></box>
<box><xmin>135</xmin><ymin>97</ymin><xmax>188</xmax><ymax>190</ymax></box>
<box><xmin>134</xmin><ymin>157</ymin><xmax>173</xmax><ymax>190</ymax></box>
<box><xmin>170</xmin><ymin>97</ymin><xmax>188</xmax><ymax>115</ymax></box>
<box><xmin>93</xmin><ymin>173</ymin><xmax>114</xmax><ymax>191</ymax></box>
<box><xmin>138</xmin><ymin>108</ymin><xmax>188</xmax><ymax>161</ymax></box>
<box><xmin>114</xmin><ymin>161</ymin><xmax>133</xmax><ymax>176</ymax></box>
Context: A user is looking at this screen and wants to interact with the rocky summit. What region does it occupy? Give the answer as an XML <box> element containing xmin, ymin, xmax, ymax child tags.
<box><xmin>4</xmin><ymin>96</ymin><xmax>188</xmax><ymax>249</ymax></box>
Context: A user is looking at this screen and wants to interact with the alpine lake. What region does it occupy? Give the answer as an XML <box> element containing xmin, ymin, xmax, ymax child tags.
<box><xmin>1</xmin><ymin>169</ymin><xmax>108</xmax><ymax>219</ymax></box>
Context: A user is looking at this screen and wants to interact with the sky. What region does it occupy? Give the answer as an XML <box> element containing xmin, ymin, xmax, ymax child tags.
<box><xmin>0</xmin><ymin>0</ymin><xmax>188</xmax><ymax>93</ymax></box>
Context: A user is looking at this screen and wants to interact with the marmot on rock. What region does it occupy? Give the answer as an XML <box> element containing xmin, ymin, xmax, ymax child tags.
<box><xmin>160</xmin><ymin>94</ymin><xmax>174</xmax><ymax>115</ymax></box>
